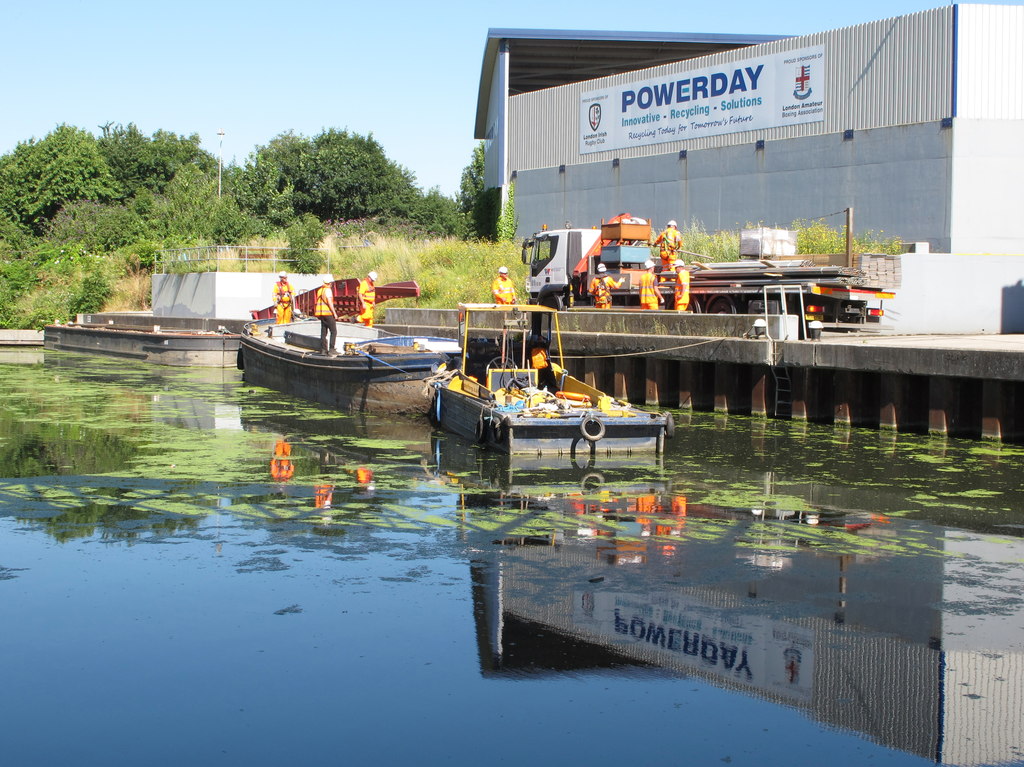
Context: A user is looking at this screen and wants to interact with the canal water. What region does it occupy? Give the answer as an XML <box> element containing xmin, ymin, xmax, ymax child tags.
<box><xmin>2</xmin><ymin>350</ymin><xmax>1023</xmax><ymax>767</ymax></box>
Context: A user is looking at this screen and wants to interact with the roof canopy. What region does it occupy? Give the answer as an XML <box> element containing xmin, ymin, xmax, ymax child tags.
<box><xmin>476</xmin><ymin>28</ymin><xmax>791</xmax><ymax>138</ymax></box>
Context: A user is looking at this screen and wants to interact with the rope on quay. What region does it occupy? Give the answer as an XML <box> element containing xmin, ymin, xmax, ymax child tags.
<box><xmin>560</xmin><ymin>337</ymin><xmax>725</xmax><ymax>360</ymax></box>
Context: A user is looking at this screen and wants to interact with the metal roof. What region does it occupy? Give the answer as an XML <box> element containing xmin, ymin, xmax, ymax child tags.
<box><xmin>476</xmin><ymin>28</ymin><xmax>792</xmax><ymax>139</ymax></box>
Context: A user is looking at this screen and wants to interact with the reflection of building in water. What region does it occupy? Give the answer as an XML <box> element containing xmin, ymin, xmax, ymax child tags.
<box><xmin>941</xmin><ymin>534</ymin><xmax>1024</xmax><ymax>767</ymax></box>
<box><xmin>468</xmin><ymin>494</ymin><xmax>1024</xmax><ymax>766</ymax></box>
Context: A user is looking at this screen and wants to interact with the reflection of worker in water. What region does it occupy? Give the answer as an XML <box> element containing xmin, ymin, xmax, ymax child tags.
<box><xmin>270</xmin><ymin>439</ymin><xmax>294</xmax><ymax>482</ymax></box>
<box><xmin>528</xmin><ymin>335</ymin><xmax>559</xmax><ymax>392</ymax></box>
<box><xmin>355</xmin><ymin>467</ymin><xmax>375</xmax><ymax>497</ymax></box>
<box><xmin>314</xmin><ymin>483</ymin><xmax>334</xmax><ymax>509</ymax></box>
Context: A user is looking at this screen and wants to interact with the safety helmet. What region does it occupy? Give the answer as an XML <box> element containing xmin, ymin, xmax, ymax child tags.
<box><xmin>278</xmin><ymin>271</ymin><xmax>287</xmax><ymax>278</ymax></box>
<box><xmin>596</xmin><ymin>264</ymin><xmax>607</xmax><ymax>273</ymax></box>
<box><xmin>368</xmin><ymin>271</ymin><xmax>378</xmax><ymax>281</ymax></box>
<box><xmin>323</xmin><ymin>274</ymin><xmax>334</xmax><ymax>284</ymax></box>
<box><xmin>498</xmin><ymin>266</ymin><xmax>508</xmax><ymax>274</ymax></box>
<box><xmin>644</xmin><ymin>259</ymin><xmax>654</xmax><ymax>269</ymax></box>
<box><xmin>668</xmin><ymin>220</ymin><xmax>677</xmax><ymax>227</ymax></box>
<box><xmin>673</xmin><ymin>259</ymin><xmax>685</xmax><ymax>268</ymax></box>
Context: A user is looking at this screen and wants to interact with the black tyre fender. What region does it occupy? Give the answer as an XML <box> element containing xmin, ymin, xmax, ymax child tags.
<box><xmin>664</xmin><ymin>411</ymin><xmax>675</xmax><ymax>439</ymax></box>
<box><xmin>580</xmin><ymin>471</ymin><xmax>606</xmax><ymax>492</ymax></box>
<box><xmin>474</xmin><ymin>413</ymin><xmax>488</xmax><ymax>443</ymax></box>
<box><xmin>579</xmin><ymin>414</ymin><xmax>606</xmax><ymax>442</ymax></box>
<box><xmin>489</xmin><ymin>414</ymin><xmax>510</xmax><ymax>446</ymax></box>
<box><xmin>428</xmin><ymin>390</ymin><xmax>442</xmax><ymax>426</ymax></box>
<box><xmin>236</xmin><ymin>346</ymin><xmax>245</xmax><ymax>371</ymax></box>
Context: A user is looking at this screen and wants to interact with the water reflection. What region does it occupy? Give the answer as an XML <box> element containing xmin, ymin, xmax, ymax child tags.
<box><xmin>1</xmin><ymin>352</ymin><xmax>1023</xmax><ymax>766</ymax></box>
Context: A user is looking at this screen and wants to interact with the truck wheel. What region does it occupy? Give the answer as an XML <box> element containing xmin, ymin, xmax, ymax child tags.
<box><xmin>539</xmin><ymin>293</ymin><xmax>565</xmax><ymax>311</ymax></box>
<box><xmin>708</xmin><ymin>296</ymin><xmax>738</xmax><ymax>314</ymax></box>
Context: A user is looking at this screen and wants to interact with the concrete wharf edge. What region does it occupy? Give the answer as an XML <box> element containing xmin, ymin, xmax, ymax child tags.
<box><xmin>384</xmin><ymin>308</ymin><xmax>1024</xmax><ymax>443</ymax></box>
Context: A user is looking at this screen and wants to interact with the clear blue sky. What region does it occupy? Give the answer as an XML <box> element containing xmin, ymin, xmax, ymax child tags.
<box><xmin>0</xmin><ymin>1</ymin><xmax>1007</xmax><ymax>196</ymax></box>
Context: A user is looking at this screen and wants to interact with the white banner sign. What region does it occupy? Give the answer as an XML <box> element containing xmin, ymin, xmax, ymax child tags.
<box><xmin>580</xmin><ymin>45</ymin><xmax>825</xmax><ymax>154</ymax></box>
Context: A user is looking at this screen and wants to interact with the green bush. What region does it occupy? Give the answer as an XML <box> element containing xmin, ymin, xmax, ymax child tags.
<box><xmin>285</xmin><ymin>214</ymin><xmax>326</xmax><ymax>274</ymax></box>
<box><xmin>792</xmin><ymin>218</ymin><xmax>903</xmax><ymax>255</ymax></box>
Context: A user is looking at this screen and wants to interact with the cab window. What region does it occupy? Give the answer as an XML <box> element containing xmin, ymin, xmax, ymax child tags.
<box><xmin>531</xmin><ymin>236</ymin><xmax>558</xmax><ymax>270</ymax></box>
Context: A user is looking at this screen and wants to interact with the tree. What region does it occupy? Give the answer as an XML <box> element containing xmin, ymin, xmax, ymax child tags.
<box><xmin>285</xmin><ymin>213</ymin><xmax>326</xmax><ymax>273</ymax></box>
<box><xmin>236</xmin><ymin>129</ymin><xmax>421</xmax><ymax>226</ymax></box>
<box><xmin>97</xmin><ymin>123</ymin><xmax>217</xmax><ymax>200</ymax></box>
<box><xmin>457</xmin><ymin>142</ymin><xmax>499</xmax><ymax>239</ymax></box>
<box><xmin>412</xmin><ymin>187</ymin><xmax>465</xmax><ymax>237</ymax></box>
<box><xmin>307</xmin><ymin>129</ymin><xmax>418</xmax><ymax>221</ymax></box>
<box><xmin>457</xmin><ymin>142</ymin><xmax>485</xmax><ymax>217</ymax></box>
<box><xmin>150</xmin><ymin>165</ymin><xmax>257</xmax><ymax>243</ymax></box>
<box><xmin>0</xmin><ymin>125</ymin><xmax>117</xmax><ymax>234</ymax></box>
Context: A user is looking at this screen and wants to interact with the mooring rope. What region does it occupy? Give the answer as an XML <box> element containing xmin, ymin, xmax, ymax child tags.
<box><xmin>560</xmin><ymin>337</ymin><xmax>724</xmax><ymax>360</ymax></box>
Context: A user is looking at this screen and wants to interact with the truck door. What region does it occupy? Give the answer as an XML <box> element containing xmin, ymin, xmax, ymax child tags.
<box><xmin>526</xmin><ymin>233</ymin><xmax>561</xmax><ymax>301</ymax></box>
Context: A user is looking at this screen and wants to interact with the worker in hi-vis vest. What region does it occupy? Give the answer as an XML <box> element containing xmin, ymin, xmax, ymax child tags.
<box><xmin>273</xmin><ymin>271</ymin><xmax>294</xmax><ymax>324</ymax></box>
<box><xmin>639</xmin><ymin>260</ymin><xmax>664</xmax><ymax>310</ymax></box>
<box><xmin>357</xmin><ymin>271</ymin><xmax>377</xmax><ymax>327</ymax></box>
<box><xmin>673</xmin><ymin>259</ymin><xmax>691</xmax><ymax>312</ymax></box>
<box><xmin>492</xmin><ymin>266</ymin><xmax>517</xmax><ymax>304</ymax></box>
<box><xmin>654</xmin><ymin>220</ymin><xmax>682</xmax><ymax>270</ymax></box>
<box><xmin>314</xmin><ymin>275</ymin><xmax>339</xmax><ymax>355</ymax></box>
<box><xmin>588</xmin><ymin>263</ymin><xmax>622</xmax><ymax>309</ymax></box>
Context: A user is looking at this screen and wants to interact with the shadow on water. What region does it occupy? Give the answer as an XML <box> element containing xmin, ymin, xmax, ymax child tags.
<box><xmin>1</xmin><ymin>351</ymin><xmax>1023</xmax><ymax>765</ymax></box>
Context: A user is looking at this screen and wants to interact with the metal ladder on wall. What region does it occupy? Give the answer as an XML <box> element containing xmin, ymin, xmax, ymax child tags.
<box><xmin>761</xmin><ymin>285</ymin><xmax>806</xmax><ymax>417</ymax></box>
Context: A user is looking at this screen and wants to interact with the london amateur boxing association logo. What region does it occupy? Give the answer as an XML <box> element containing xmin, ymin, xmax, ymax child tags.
<box><xmin>793</xmin><ymin>64</ymin><xmax>813</xmax><ymax>101</ymax></box>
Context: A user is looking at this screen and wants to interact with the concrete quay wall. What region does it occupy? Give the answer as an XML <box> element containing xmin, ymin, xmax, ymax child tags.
<box><xmin>384</xmin><ymin>308</ymin><xmax>1024</xmax><ymax>443</ymax></box>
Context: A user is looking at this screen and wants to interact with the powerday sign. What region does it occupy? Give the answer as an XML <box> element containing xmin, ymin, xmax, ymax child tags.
<box><xmin>580</xmin><ymin>44</ymin><xmax>825</xmax><ymax>154</ymax></box>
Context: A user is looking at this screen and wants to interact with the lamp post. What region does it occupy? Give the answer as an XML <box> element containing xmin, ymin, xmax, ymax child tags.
<box><xmin>217</xmin><ymin>129</ymin><xmax>225</xmax><ymax>198</ymax></box>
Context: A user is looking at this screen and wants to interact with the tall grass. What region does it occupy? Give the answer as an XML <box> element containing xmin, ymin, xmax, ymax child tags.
<box><xmin>100</xmin><ymin>219</ymin><xmax>902</xmax><ymax>318</ymax></box>
<box><xmin>324</xmin><ymin>235</ymin><xmax>522</xmax><ymax>308</ymax></box>
<box><xmin>676</xmin><ymin>222</ymin><xmax>741</xmax><ymax>262</ymax></box>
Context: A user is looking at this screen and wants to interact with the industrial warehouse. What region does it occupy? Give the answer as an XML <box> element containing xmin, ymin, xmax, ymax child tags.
<box><xmin>476</xmin><ymin>4</ymin><xmax>1024</xmax><ymax>256</ymax></box>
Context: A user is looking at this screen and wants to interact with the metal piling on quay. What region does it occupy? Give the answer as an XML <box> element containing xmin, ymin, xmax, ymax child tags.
<box><xmin>383</xmin><ymin>308</ymin><xmax>1024</xmax><ymax>444</ymax></box>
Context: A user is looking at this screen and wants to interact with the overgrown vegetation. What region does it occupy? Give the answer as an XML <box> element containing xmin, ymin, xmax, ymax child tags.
<box><xmin>0</xmin><ymin>123</ymin><xmax>903</xmax><ymax>328</ymax></box>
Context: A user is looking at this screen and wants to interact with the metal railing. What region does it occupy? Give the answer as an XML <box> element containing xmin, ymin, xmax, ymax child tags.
<box><xmin>155</xmin><ymin>242</ymin><xmax>371</xmax><ymax>274</ymax></box>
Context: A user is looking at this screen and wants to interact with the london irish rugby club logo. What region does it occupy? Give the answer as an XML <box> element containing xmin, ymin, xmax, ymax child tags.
<box><xmin>589</xmin><ymin>103</ymin><xmax>602</xmax><ymax>131</ymax></box>
<box><xmin>793</xmin><ymin>64</ymin><xmax>813</xmax><ymax>101</ymax></box>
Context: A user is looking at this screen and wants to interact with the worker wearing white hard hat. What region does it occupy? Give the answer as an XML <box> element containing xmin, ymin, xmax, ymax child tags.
<box><xmin>639</xmin><ymin>259</ymin><xmax>664</xmax><ymax>310</ymax></box>
<box><xmin>589</xmin><ymin>263</ymin><xmax>623</xmax><ymax>309</ymax></box>
<box><xmin>492</xmin><ymin>265</ymin><xmax>517</xmax><ymax>305</ymax></box>
<box><xmin>272</xmin><ymin>270</ymin><xmax>295</xmax><ymax>324</ymax></box>
<box><xmin>357</xmin><ymin>271</ymin><xmax>377</xmax><ymax>328</ymax></box>
<box><xmin>673</xmin><ymin>259</ymin><xmax>691</xmax><ymax>312</ymax></box>
<box><xmin>654</xmin><ymin>219</ymin><xmax>683</xmax><ymax>270</ymax></box>
<box><xmin>313</xmin><ymin>274</ymin><xmax>339</xmax><ymax>354</ymax></box>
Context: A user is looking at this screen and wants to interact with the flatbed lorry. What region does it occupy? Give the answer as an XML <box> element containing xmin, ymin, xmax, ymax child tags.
<box><xmin>521</xmin><ymin>215</ymin><xmax>894</xmax><ymax>329</ymax></box>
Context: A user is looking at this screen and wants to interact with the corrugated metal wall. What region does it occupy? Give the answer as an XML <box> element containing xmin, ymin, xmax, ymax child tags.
<box><xmin>507</xmin><ymin>7</ymin><xmax>954</xmax><ymax>174</ymax></box>
<box><xmin>957</xmin><ymin>4</ymin><xmax>1024</xmax><ymax>119</ymax></box>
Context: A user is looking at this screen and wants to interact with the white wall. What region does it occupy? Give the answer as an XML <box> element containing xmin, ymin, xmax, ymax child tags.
<box><xmin>880</xmin><ymin>253</ymin><xmax>1024</xmax><ymax>334</ymax></box>
<box><xmin>152</xmin><ymin>273</ymin><xmax>327</xmax><ymax>319</ymax></box>
<box><xmin>949</xmin><ymin>119</ymin><xmax>1024</xmax><ymax>254</ymax></box>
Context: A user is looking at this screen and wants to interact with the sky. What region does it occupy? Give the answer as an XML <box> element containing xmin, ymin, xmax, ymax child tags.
<box><xmin>1</xmin><ymin>0</ymin><xmax>1013</xmax><ymax>197</ymax></box>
